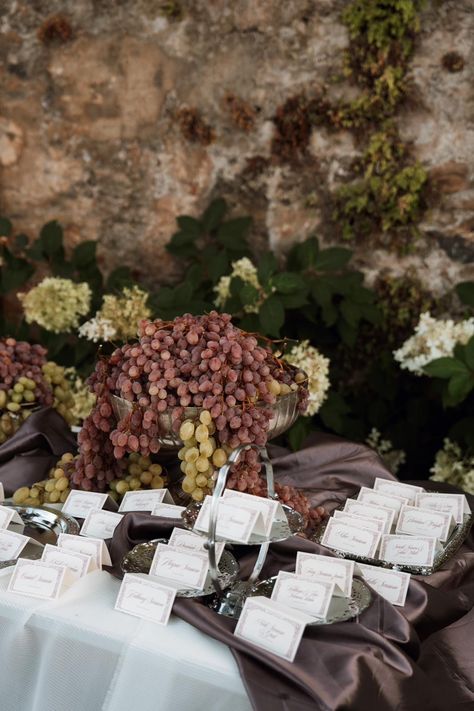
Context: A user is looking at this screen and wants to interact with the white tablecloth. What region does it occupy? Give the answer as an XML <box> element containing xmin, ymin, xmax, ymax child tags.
<box><xmin>0</xmin><ymin>567</ymin><xmax>252</xmax><ymax>711</ymax></box>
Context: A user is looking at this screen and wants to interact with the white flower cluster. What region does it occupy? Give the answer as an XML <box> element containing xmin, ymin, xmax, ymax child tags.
<box><xmin>214</xmin><ymin>257</ymin><xmax>262</xmax><ymax>314</ymax></box>
<box><xmin>366</xmin><ymin>428</ymin><xmax>406</xmax><ymax>475</ymax></box>
<box><xmin>79</xmin><ymin>286</ymin><xmax>150</xmax><ymax>342</ymax></box>
<box><xmin>393</xmin><ymin>311</ymin><xmax>474</xmax><ymax>375</ymax></box>
<box><xmin>19</xmin><ymin>277</ymin><xmax>92</xmax><ymax>333</ymax></box>
<box><xmin>430</xmin><ymin>439</ymin><xmax>474</xmax><ymax>495</ymax></box>
<box><xmin>78</xmin><ymin>316</ymin><xmax>117</xmax><ymax>342</ymax></box>
<box><xmin>284</xmin><ymin>340</ymin><xmax>330</xmax><ymax>416</ymax></box>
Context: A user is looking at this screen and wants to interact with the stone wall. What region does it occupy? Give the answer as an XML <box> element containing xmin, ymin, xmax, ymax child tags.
<box><xmin>0</xmin><ymin>0</ymin><xmax>473</xmax><ymax>292</ymax></box>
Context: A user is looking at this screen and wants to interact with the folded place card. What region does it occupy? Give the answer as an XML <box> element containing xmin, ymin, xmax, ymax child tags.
<box><xmin>357</xmin><ymin>487</ymin><xmax>409</xmax><ymax>519</ymax></box>
<box><xmin>152</xmin><ymin>503</ymin><xmax>186</xmax><ymax>519</ymax></box>
<box><xmin>321</xmin><ymin>518</ymin><xmax>381</xmax><ymax>558</ymax></box>
<box><xmin>0</xmin><ymin>505</ymin><xmax>24</xmax><ymax>530</ymax></box>
<box><xmin>343</xmin><ymin>500</ymin><xmax>395</xmax><ymax>533</ymax></box>
<box><xmin>234</xmin><ymin>596</ymin><xmax>313</xmax><ymax>662</ymax></box>
<box><xmin>357</xmin><ymin>563</ymin><xmax>410</xmax><ymax>606</ymax></box>
<box><xmin>222</xmin><ymin>490</ymin><xmax>285</xmax><ymax>536</ymax></box>
<box><xmin>149</xmin><ymin>543</ymin><xmax>209</xmax><ymax>590</ymax></box>
<box><xmin>115</xmin><ymin>573</ymin><xmax>176</xmax><ymax>625</ymax></box>
<box><xmin>0</xmin><ymin>482</ymin><xmax>4</xmax><ymax>503</ymax></box>
<box><xmin>415</xmin><ymin>493</ymin><xmax>470</xmax><ymax>525</ymax></box>
<box><xmin>295</xmin><ymin>552</ymin><xmax>354</xmax><ymax>597</ymax></box>
<box><xmin>57</xmin><ymin>533</ymin><xmax>110</xmax><ymax>568</ymax></box>
<box><xmin>0</xmin><ymin>529</ymin><xmax>41</xmax><ymax>561</ymax></box>
<box><xmin>118</xmin><ymin>489</ymin><xmax>174</xmax><ymax>513</ymax></box>
<box><xmin>271</xmin><ymin>571</ymin><xmax>335</xmax><ymax>619</ymax></box>
<box><xmin>194</xmin><ymin>496</ymin><xmax>265</xmax><ymax>543</ymax></box>
<box><xmin>80</xmin><ymin>510</ymin><xmax>123</xmax><ymax>540</ymax></box>
<box><xmin>168</xmin><ymin>528</ymin><xmax>225</xmax><ymax>563</ymax></box>
<box><xmin>373</xmin><ymin>478</ymin><xmax>424</xmax><ymax>505</ymax></box>
<box><xmin>396</xmin><ymin>505</ymin><xmax>455</xmax><ymax>542</ymax></box>
<box><xmin>333</xmin><ymin>510</ymin><xmax>386</xmax><ymax>534</ymax></box>
<box><xmin>379</xmin><ymin>534</ymin><xmax>440</xmax><ymax>567</ymax></box>
<box><xmin>41</xmin><ymin>543</ymin><xmax>94</xmax><ymax>582</ymax></box>
<box><xmin>62</xmin><ymin>491</ymin><xmax>109</xmax><ymax>519</ymax></box>
<box><xmin>7</xmin><ymin>558</ymin><xmax>74</xmax><ymax>599</ymax></box>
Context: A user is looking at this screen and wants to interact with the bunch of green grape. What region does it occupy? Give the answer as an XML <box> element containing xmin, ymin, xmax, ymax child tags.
<box><xmin>42</xmin><ymin>362</ymin><xmax>78</xmax><ymax>426</ymax></box>
<box><xmin>13</xmin><ymin>452</ymin><xmax>76</xmax><ymax>506</ymax></box>
<box><xmin>0</xmin><ymin>378</ymin><xmax>37</xmax><ymax>444</ymax></box>
<box><xmin>108</xmin><ymin>454</ymin><xmax>167</xmax><ymax>501</ymax></box>
<box><xmin>178</xmin><ymin>410</ymin><xmax>228</xmax><ymax>502</ymax></box>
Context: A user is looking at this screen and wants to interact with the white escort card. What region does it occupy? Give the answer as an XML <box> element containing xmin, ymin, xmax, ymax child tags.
<box><xmin>119</xmin><ymin>489</ymin><xmax>174</xmax><ymax>513</ymax></box>
<box><xmin>0</xmin><ymin>529</ymin><xmax>41</xmax><ymax>562</ymax></box>
<box><xmin>333</xmin><ymin>510</ymin><xmax>386</xmax><ymax>534</ymax></box>
<box><xmin>62</xmin><ymin>491</ymin><xmax>108</xmax><ymax>519</ymax></box>
<box><xmin>296</xmin><ymin>552</ymin><xmax>354</xmax><ymax>597</ymax></box>
<box><xmin>41</xmin><ymin>544</ymin><xmax>94</xmax><ymax>582</ymax></box>
<box><xmin>357</xmin><ymin>563</ymin><xmax>410</xmax><ymax>606</ymax></box>
<box><xmin>57</xmin><ymin>533</ymin><xmax>111</xmax><ymax>568</ymax></box>
<box><xmin>234</xmin><ymin>597</ymin><xmax>313</xmax><ymax>662</ymax></box>
<box><xmin>168</xmin><ymin>528</ymin><xmax>225</xmax><ymax>563</ymax></box>
<box><xmin>373</xmin><ymin>478</ymin><xmax>424</xmax><ymax>505</ymax></box>
<box><xmin>321</xmin><ymin>518</ymin><xmax>381</xmax><ymax>558</ymax></box>
<box><xmin>271</xmin><ymin>571</ymin><xmax>335</xmax><ymax>619</ymax></box>
<box><xmin>7</xmin><ymin>559</ymin><xmax>74</xmax><ymax>600</ymax></box>
<box><xmin>379</xmin><ymin>534</ymin><xmax>440</xmax><ymax>567</ymax></box>
<box><xmin>194</xmin><ymin>496</ymin><xmax>266</xmax><ymax>543</ymax></box>
<box><xmin>152</xmin><ymin>503</ymin><xmax>186</xmax><ymax>519</ymax></box>
<box><xmin>396</xmin><ymin>505</ymin><xmax>455</xmax><ymax>542</ymax></box>
<box><xmin>115</xmin><ymin>573</ymin><xmax>176</xmax><ymax>625</ymax></box>
<box><xmin>222</xmin><ymin>490</ymin><xmax>285</xmax><ymax>536</ymax></box>
<box><xmin>343</xmin><ymin>500</ymin><xmax>395</xmax><ymax>533</ymax></box>
<box><xmin>149</xmin><ymin>543</ymin><xmax>209</xmax><ymax>590</ymax></box>
<box><xmin>415</xmin><ymin>492</ymin><xmax>470</xmax><ymax>525</ymax></box>
<box><xmin>80</xmin><ymin>510</ymin><xmax>123</xmax><ymax>540</ymax></box>
<box><xmin>357</xmin><ymin>487</ymin><xmax>409</xmax><ymax>518</ymax></box>
<box><xmin>0</xmin><ymin>482</ymin><xmax>4</xmax><ymax>503</ymax></box>
<box><xmin>0</xmin><ymin>505</ymin><xmax>24</xmax><ymax>530</ymax></box>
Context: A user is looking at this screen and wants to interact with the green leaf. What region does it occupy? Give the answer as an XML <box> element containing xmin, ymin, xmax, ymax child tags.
<box><xmin>423</xmin><ymin>358</ymin><xmax>468</xmax><ymax>379</ymax></box>
<box><xmin>14</xmin><ymin>233</ymin><xmax>29</xmax><ymax>250</ymax></box>
<box><xmin>464</xmin><ymin>335</ymin><xmax>474</xmax><ymax>370</ymax></box>
<box><xmin>287</xmin><ymin>236</ymin><xmax>318</xmax><ymax>270</ymax></box>
<box><xmin>259</xmin><ymin>295</ymin><xmax>284</xmax><ymax>336</ymax></box>
<box><xmin>314</xmin><ymin>247</ymin><xmax>352</xmax><ymax>271</ymax></box>
<box><xmin>0</xmin><ymin>217</ymin><xmax>12</xmax><ymax>236</ymax></box>
<box><xmin>257</xmin><ymin>253</ymin><xmax>277</xmax><ymax>284</ymax></box>
<box><xmin>239</xmin><ymin>313</ymin><xmax>260</xmax><ymax>332</ymax></box>
<box><xmin>176</xmin><ymin>215</ymin><xmax>201</xmax><ymax>236</ymax></box>
<box><xmin>73</xmin><ymin>241</ymin><xmax>97</xmax><ymax>268</ymax></box>
<box><xmin>106</xmin><ymin>267</ymin><xmax>134</xmax><ymax>291</ymax></box>
<box><xmin>185</xmin><ymin>264</ymin><xmax>204</xmax><ymax>290</ymax></box>
<box><xmin>319</xmin><ymin>392</ymin><xmax>350</xmax><ymax>434</ymax></box>
<box><xmin>272</xmin><ymin>272</ymin><xmax>306</xmax><ymax>294</ymax></box>
<box><xmin>207</xmin><ymin>251</ymin><xmax>229</xmax><ymax>281</ymax></box>
<box><xmin>216</xmin><ymin>217</ymin><xmax>252</xmax><ymax>250</ymax></box>
<box><xmin>311</xmin><ymin>281</ymin><xmax>332</xmax><ymax>306</ymax></box>
<box><xmin>230</xmin><ymin>276</ymin><xmax>245</xmax><ymax>298</ymax></box>
<box><xmin>240</xmin><ymin>283</ymin><xmax>259</xmax><ymax>306</ymax></box>
<box><xmin>340</xmin><ymin>299</ymin><xmax>362</xmax><ymax>327</ymax></box>
<box><xmin>456</xmin><ymin>281</ymin><xmax>474</xmax><ymax>308</ymax></box>
<box><xmin>279</xmin><ymin>292</ymin><xmax>308</xmax><ymax>309</ymax></box>
<box><xmin>286</xmin><ymin>417</ymin><xmax>312</xmax><ymax>451</ymax></box>
<box><xmin>166</xmin><ymin>230</ymin><xmax>198</xmax><ymax>257</ymax></box>
<box><xmin>338</xmin><ymin>319</ymin><xmax>357</xmax><ymax>346</ymax></box>
<box><xmin>26</xmin><ymin>239</ymin><xmax>44</xmax><ymax>260</ymax></box>
<box><xmin>201</xmin><ymin>198</ymin><xmax>228</xmax><ymax>233</ymax></box>
<box><xmin>447</xmin><ymin>373</ymin><xmax>474</xmax><ymax>404</ymax></box>
<box><xmin>40</xmin><ymin>221</ymin><xmax>64</xmax><ymax>258</ymax></box>
<box><xmin>0</xmin><ymin>254</ymin><xmax>34</xmax><ymax>292</ymax></box>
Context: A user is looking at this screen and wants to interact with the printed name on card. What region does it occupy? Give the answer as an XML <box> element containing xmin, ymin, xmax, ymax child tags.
<box><xmin>234</xmin><ymin>596</ymin><xmax>313</xmax><ymax>663</ymax></box>
<box><xmin>62</xmin><ymin>491</ymin><xmax>108</xmax><ymax>519</ymax></box>
<box><xmin>7</xmin><ymin>558</ymin><xmax>74</xmax><ymax>599</ymax></box>
<box><xmin>115</xmin><ymin>573</ymin><xmax>176</xmax><ymax>625</ymax></box>
<box><xmin>373</xmin><ymin>478</ymin><xmax>424</xmax><ymax>504</ymax></box>
<box><xmin>222</xmin><ymin>489</ymin><xmax>284</xmax><ymax>535</ymax></box>
<box><xmin>357</xmin><ymin>563</ymin><xmax>410</xmax><ymax>606</ymax></box>
<box><xmin>0</xmin><ymin>505</ymin><xmax>24</xmax><ymax>530</ymax></box>
<box><xmin>41</xmin><ymin>544</ymin><xmax>93</xmax><ymax>581</ymax></box>
<box><xmin>271</xmin><ymin>571</ymin><xmax>335</xmax><ymax>619</ymax></box>
<box><xmin>321</xmin><ymin>518</ymin><xmax>381</xmax><ymax>558</ymax></box>
<box><xmin>149</xmin><ymin>543</ymin><xmax>209</xmax><ymax>590</ymax></box>
<box><xmin>57</xmin><ymin>533</ymin><xmax>110</xmax><ymax>568</ymax></box>
<box><xmin>379</xmin><ymin>534</ymin><xmax>440</xmax><ymax>567</ymax></box>
<box><xmin>0</xmin><ymin>529</ymin><xmax>41</xmax><ymax>562</ymax></box>
<box><xmin>357</xmin><ymin>487</ymin><xmax>409</xmax><ymax>518</ymax></box>
<box><xmin>152</xmin><ymin>503</ymin><xmax>186</xmax><ymax>519</ymax></box>
<box><xmin>118</xmin><ymin>489</ymin><xmax>174</xmax><ymax>513</ymax></box>
<box><xmin>333</xmin><ymin>510</ymin><xmax>386</xmax><ymax>534</ymax></box>
<box><xmin>396</xmin><ymin>505</ymin><xmax>455</xmax><ymax>542</ymax></box>
<box><xmin>168</xmin><ymin>528</ymin><xmax>225</xmax><ymax>563</ymax></box>
<box><xmin>80</xmin><ymin>510</ymin><xmax>123</xmax><ymax>540</ymax></box>
<box><xmin>194</xmin><ymin>496</ymin><xmax>265</xmax><ymax>543</ymax></box>
<box><xmin>295</xmin><ymin>552</ymin><xmax>354</xmax><ymax>597</ymax></box>
<box><xmin>415</xmin><ymin>493</ymin><xmax>470</xmax><ymax>525</ymax></box>
<box><xmin>343</xmin><ymin>500</ymin><xmax>395</xmax><ymax>533</ymax></box>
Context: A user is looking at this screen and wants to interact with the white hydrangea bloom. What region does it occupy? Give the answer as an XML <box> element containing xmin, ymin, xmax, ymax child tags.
<box><xmin>19</xmin><ymin>277</ymin><xmax>91</xmax><ymax>333</ymax></box>
<box><xmin>79</xmin><ymin>316</ymin><xmax>117</xmax><ymax>342</ymax></box>
<box><xmin>393</xmin><ymin>312</ymin><xmax>474</xmax><ymax>375</ymax></box>
<box><xmin>430</xmin><ymin>439</ymin><xmax>474</xmax><ymax>495</ymax></box>
<box><xmin>284</xmin><ymin>340</ymin><xmax>330</xmax><ymax>416</ymax></box>
<box><xmin>366</xmin><ymin>427</ymin><xmax>406</xmax><ymax>474</ymax></box>
<box><xmin>214</xmin><ymin>257</ymin><xmax>261</xmax><ymax>314</ymax></box>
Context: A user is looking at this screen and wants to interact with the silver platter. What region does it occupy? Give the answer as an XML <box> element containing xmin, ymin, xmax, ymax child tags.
<box><xmin>181</xmin><ymin>501</ymin><xmax>305</xmax><ymax>544</ymax></box>
<box><xmin>120</xmin><ymin>538</ymin><xmax>240</xmax><ymax>597</ymax></box>
<box><xmin>249</xmin><ymin>577</ymin><xmax>372</xmax><ymax>625</ymax></box>
<box><xmin>314</xmin><ymin>513</ymin><xmax>473</xmax><ymax>576</ymax></box>
<box><xmin>111</xmin><ymin>390</ymin><xmax>301</xmax><ymax>450</ymax></box>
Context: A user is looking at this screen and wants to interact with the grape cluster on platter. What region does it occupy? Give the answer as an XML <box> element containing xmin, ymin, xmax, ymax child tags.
<box><xmin>69</xmin><ymin>312</ymin><xmax>327</xmax><ymax>531</ymax></box>
<box><xmin>12</xmin><ymin>452</ymin><xmax>76</xmax><ymax>506</ymax></box>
